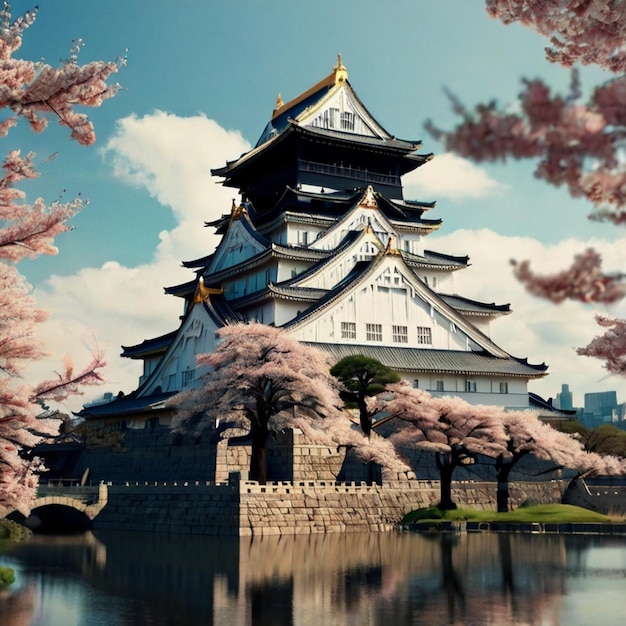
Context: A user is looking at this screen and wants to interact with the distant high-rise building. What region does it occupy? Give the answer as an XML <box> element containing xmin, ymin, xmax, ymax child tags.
<box><xmin>555</xmin><ymin>384</ymin><xmax>573</xmax><ymax>411</ymax></box>
<box><xmin>583</xmin><ymin>391</ymin><xmax>619</xmax><ymax>428</ymax></box>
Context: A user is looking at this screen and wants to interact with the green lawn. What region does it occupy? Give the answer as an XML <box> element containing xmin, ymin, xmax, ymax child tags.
<box><xmin>403</xmin><ymin>504</ymin><xmax>618</xmax><ymax>525</ymax></box>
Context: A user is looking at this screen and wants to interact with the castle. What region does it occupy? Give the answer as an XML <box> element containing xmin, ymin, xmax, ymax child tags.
<box><xmin>80</xmin><ymin>56</ymin><xmax>547</xmax><ymax>432</ymax></box>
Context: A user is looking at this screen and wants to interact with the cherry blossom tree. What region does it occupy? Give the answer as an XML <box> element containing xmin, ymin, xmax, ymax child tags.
<box><xmin>170</xmin><ymin>322</ymin><xmax>404</xmax><ymax>484</ymax></box>
<box><xmin>486</xmin><ymin>0</ymin><xmax>626</xmax><ymax>72</ymax></box>
<box><xmin>426</xmin><ymin>2</ymin><xmax>626</xmax><ymax>377</ymax></box>
<box><xmin>330</xmin><ymin>355</ymin><xmax>400</xmax><ymax>437</ymax></box>
<box><xmin>493</xmin><ymin>411</ymin><xmax>606</xmax><ymax>512</ymax></box>
<box><xmin>380</xmin><ymin>383</ymin><xmax>625</xmax><ymax>511</ymax></box>
<box><xmin>382</xmin><ymin>383</ymin><xmax>508</xmax><ymax>509</ymax></box>
<box><xmin>0</xmin><ymin>3</ymin><xmax>121</xmax><ymax>516</ymax></box>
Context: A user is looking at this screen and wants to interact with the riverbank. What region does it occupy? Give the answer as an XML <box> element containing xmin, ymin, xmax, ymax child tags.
<box><xmin>402</xmin><ymin>504</ymin><xmax>626</xmax><ymax>535</ymax></box>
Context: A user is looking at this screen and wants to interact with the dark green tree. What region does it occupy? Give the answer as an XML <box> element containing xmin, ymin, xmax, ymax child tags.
<box><xmin>330</xmin><ymin>355</ymin><xmax>399</xmax><ymax>437</ymax></box>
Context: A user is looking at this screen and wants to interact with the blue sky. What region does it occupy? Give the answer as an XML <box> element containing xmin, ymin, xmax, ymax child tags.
<box><xmin>11</xmin><ymin>1</ymin><xmax>626</xmax><ymax>410</ymax></box>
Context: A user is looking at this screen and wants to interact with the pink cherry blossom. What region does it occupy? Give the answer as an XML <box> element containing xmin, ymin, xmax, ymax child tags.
<box><xmin>577</xmin><ymin>315</ymin><xmax>626</xmax><ymax>375</ymax></box>
<box><xmin>486</xmin><ymin>0</ymin><xmax>626</xmax><ymax>72</ymax></box>
<box><xmin>0</xmin><ymin>3</ymin><xmax>118</xmax><ymax>516</ymax></box>
<box><xmin>170</xmin><ymin>322</ymin><xmax>395</xmax><ymax>483</ymax></box>
<box><xmin>427</xmin><ymin>3</ymin><xmax>626</xmax><ymax>377</ymax></box>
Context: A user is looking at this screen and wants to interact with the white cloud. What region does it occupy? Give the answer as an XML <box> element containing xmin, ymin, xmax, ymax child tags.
<box><xmin>26</xmin><ymin>112</ymin><xmax>250</xmax><ymax>411</ymax></box>
<box><xmin>102</xmin><ymin>110</ymin><xmax>251</xmax><ymax>262</ymax></box>
<box><xmin>431</xmin><ymin>229</ymin><xmax>626</xmax><ymax>406</ymax></box>
<box><xmin>403</xmin><ymin>152</ymin><xmax>505</xmax><ymax>200</ymax></box>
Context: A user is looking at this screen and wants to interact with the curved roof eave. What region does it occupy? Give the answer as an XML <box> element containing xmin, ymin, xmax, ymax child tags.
<box><xmin>303</xmin><ymin>343</ymin><xmax>548</xmax><ymax>378</ymax></box>
<box><xmin>121</xmin><ymin>330</ymin><xmax>178</xmax><ymax>359</ymax></box>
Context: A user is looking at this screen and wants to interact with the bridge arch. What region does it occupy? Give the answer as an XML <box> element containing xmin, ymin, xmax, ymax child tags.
<box><xmin>21</xmin><ymin>484</ymin><xmax>108</xmax><ymax>533</ymax></box>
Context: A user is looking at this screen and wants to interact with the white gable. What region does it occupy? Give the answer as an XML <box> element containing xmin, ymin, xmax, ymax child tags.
<box><xmin>140</xmin><ymin>304</ymin><xmax>220</xmax><ymax>396</ymax></box>
<box><xmin>298</xmin><ymin>84</ymin><xmax>388</xmax><ymax>139</ymax></box>
<box><xmin>311</xmin><ymin>189</ymin><xmax>398</xmax><ymax>252</ymax></box>
<box><xmin>296</xmin><ymin>229</ymin><xmax>382</xmax><ymax>290</ymax></box>
<box><xmin>205</xmin><ymin>218</ymin><xmax>266</xmax><ymax>275</ymax></box>
<box><xmin>288</xmin><ymin>255</ymin><xmax>504</xmax><ymax>357</ymax></box>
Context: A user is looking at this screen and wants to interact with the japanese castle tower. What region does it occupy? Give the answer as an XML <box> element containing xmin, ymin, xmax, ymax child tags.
<box><xmin>83</xmin><ymin>57</ymin><xmax>547</xmax><ymax>425</ymax></box>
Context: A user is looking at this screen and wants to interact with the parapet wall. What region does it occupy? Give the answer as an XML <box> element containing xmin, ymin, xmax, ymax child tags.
<box><xmin>90</xmin><ymin>477</ymin><xmax>565</xmax><ymax>536</ymax></box>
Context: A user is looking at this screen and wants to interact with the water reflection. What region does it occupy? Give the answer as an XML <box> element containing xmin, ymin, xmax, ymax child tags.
<box><xmin>1</xmin><ymin>530</ymin><xmax>625</xmax><ymax>625</ymax></box>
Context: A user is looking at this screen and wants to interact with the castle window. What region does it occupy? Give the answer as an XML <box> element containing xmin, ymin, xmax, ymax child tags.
<box><xmin>413</xmin><ymin>379</ymin><xmax>419</xmax><ymax>388</ymax></box>
<box><xmin>393</xmin><ymin>325</ymin><xmax>408</xmax><ymax>343</ymax></box>
<box><xmin>417</xmin><ymin>326</ymin><xmax>432</xmax><ymax>345</ymax></box>
<box><xmin>366</xmin><ymin>323</ymin><xmax>382</xmax><ymax>342</ymax></box>
<box><xmin>499</xmin><ymin>382</ymin><xmax>508</xmax><ymax>394</ymax></box>
<box><xmin>341</xmin><ymin>111</ymin><xmax>354</xmax><ymax>131</ymax></box>
<box><xmin>341</xmin><ymin>321</ymin><xmax>356</xmax><ymax>340</ymax></box>
<box><xmin>181</xmin><ymin>369</ymin><xmax>195</xmax><ymax>388</ymax></box>
<box><xmin>465</xmin><ymin>380</ymin><xmax>477</xmax><ymax>393</ymax></box>
<box><xmin>436</xmin><ymin>380</ymin><xmax>444</xmax><ymax>392</ymax></box>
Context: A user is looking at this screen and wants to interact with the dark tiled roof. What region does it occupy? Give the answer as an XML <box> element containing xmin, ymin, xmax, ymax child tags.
<box><xmin>304</xmin><ymin>342</ymin><xmax>548</xmax><ymax>378</ymax></box>
<box><xmin>291</xmin><ymin>123</ymin><xmax>424</xmax><ymax>155</ymax></box>
<box><xmin>78</xmin><ymin>390</ymin><xmax>178</xmax><ymax>419</ymax></box>
<box><xmin>402</xmin><ymin>250</ymin><xmax>469</xmax><ymax>270</ymax></box>
<box><xmin>439</xmin><ymin>294</ymin><xmax>511</xmax><ymax>315</ymax></box>
<box><xmin>121</xmin><ymin>331</ymin><xmax>178</xmax><ymax>359</ymax></box>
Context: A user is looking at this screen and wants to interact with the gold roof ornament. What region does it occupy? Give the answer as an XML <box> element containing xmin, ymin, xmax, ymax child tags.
<box><xmin>230</xmin><ymin>198</ymin><xmax>246</xmax><ymax>220</ymax></box>
<box><xmin>333</xmin><ymin>53</ymin><xmax>347</xmax><ymax>83</ymax></box>
<box><xmin>272</xmin><ymin>54</ymin><xmax>349</xmax><ymax>120</ymax></box>
<box><xmin>194</xmin><ymin>276</ymin><xmax>223</xmax><ymax>304</ymax></box>
<box><xmin>384</xmin><ymin>235</ymin><xmax>401</xmax><ymax>256</ymax></box>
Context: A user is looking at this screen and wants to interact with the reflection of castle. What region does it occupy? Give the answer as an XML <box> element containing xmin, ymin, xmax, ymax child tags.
<box><xmin>8</xmin><ymin>530</ymin><xmax>574</xmax><ymax>624</ymax></box>
<box><xmin>79</xmin><ymin>56</ymin><xmax>546</xmax><ymax>430</ymax></box>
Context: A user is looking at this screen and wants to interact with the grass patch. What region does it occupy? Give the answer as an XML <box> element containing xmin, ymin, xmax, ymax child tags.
<box><xmin>403</xmin><ymin>504</ymin><xmax>614</xmax><ymax>525</ymax></box>
<box><xmin>0</xmin><ymin>519</ymin><xmax>31</xmax><ymax>542</ymax></box>
<box><xmin>0</xmin><ymin>566</ymin><xmax>15</xmax><ymax>588</ymax></box>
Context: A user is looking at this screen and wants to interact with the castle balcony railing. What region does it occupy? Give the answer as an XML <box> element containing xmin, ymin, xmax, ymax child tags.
<box><xmin>298</xmin><ymin>159</ymin><xmax>400</xmax><ymax>187</ymax></box>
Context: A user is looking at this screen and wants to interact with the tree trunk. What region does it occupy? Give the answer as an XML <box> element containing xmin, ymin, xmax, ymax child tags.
<box><xmin>357</xmin><ymin>393</ymin><xmax>371</xmax><ymax>437</ymax></box>
<box><xmin>436</xmin><ymin>452</ymin><xmax>457</xmax><ymax>510</ymax></box>
<box><xmin>496</xmin><ymin>478</ymin><xmax>510</xmax><ymax>514</ymax></box>
<box><xmin>495</xmin><ymin>451</ymin><xmax>527</xmax><ymax>513</ymax></box>
<box><xmin>249</xmin><ymin>421</ymin><xmax>269</xmax><ymax>484</ymax></box>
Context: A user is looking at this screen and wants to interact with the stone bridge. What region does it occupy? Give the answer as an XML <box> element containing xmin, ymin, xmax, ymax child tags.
<box><xmin>29</xmin><ymin>482</ymin><xmax>109</xmax><ymax>525</ymax></box>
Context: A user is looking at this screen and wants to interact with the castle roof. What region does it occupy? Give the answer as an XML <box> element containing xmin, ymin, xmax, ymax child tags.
<box><xmin>438</xmin><ymin>294</ymin><xmax>511</xmax><ymax>316</ymax></box>
<box><xmin>211</xmin><ymin>57</ymin><xmax>432</xmax><ymax>196</ymax></box>
<box><xmin>306</xmin><ymin>343</ymin><xmax>547</xmax><ymax>379</ymax></box>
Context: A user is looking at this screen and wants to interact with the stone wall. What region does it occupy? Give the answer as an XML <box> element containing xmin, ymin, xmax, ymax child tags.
<box><xmin>90</xmin><ymin>476</ymin><xmax>565</xmax><ymax>536</ymax></box>
<box><xmin>71</xmin><ymin>428</ymin><xmax>372</xmax><ymax>486</ymax></box>
<box><xmin>93</xmin><ymin>479</ymin><xmax>241</xmax><ymax>535</ymax></box>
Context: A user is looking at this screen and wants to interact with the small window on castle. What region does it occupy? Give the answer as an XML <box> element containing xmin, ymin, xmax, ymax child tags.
<box><xmin>182</xmin><ymin>369</ymin><xmax>195</xmax><ymax>388</ymax></box>
<box><xmin>413</xmin><ymin>379</ymin><xmax>419</xmax><ymax>388</ymax></box>
<box><xmin>341</xmin><ymin>111</ymin><xmax>354</xmax><ymax>131</ymax></box>
<box><xmin>465</xmin><ymin>380</ymin><xmax>477</xmax><ymax>393</ymax></box>
<box><xmin>366</xmin><ymin>323</ymin><xmax>382</xmax><ymax>342</ymax></box>
<box><xmin>499</xmin><ymin>382</ymin><xmax>508</xmax><ymax>394</ymax></box>
<box><xmin>393</xmin><ymin>325</ymin><xmax>408</xmax><ymax>343</ymax></box>
<box><xmin>417</xmin><ymin>326</ymin><xmax>432</xmax><ymax>345</ymax></box>
<box><xmin>436</xmin><ymin>380</ymin><xmax>444</xmax><ymax>392</ymax></box>
<box><xmin>341</xmin><ymin>321</ymin><xmax>356</xmax><ymax>339</ymax></box>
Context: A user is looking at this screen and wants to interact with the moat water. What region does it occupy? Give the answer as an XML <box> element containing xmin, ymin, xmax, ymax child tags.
<box><xmin>0</xmin><ymin>530</ymin><xmax>625</xmax><ymax>625</ymax></box>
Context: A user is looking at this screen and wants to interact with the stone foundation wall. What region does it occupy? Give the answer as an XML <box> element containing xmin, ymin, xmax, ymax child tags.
<box><xmin>90</xmin><ymin>477</ymin><xmax>565</xmax><ymax>536</ymax></box>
